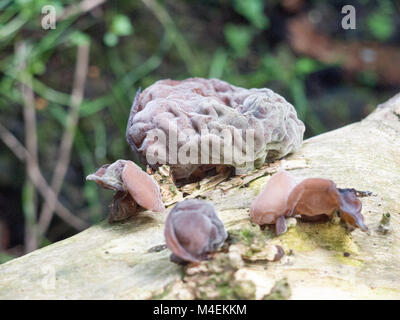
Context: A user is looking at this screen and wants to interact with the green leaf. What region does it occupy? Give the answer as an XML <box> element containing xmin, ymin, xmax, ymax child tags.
<box><xmin>111</xmin><ymin>14</ymin><xmax>133</xmax><ymax>36</ymax></box>
<box><xmin>69</xmin><ymin>31</ymin><xmax>90</xmax><ymax>46</ymax></box>
<box><xmin>30</xmin><ymin>60</ymin><xmax>46</xmax><ymax>75</ymax></box>
<box><xmin>367</xmin><ymin>12</ymin><xmax>394</xmax><ymax>41</ymax></box>
<box><xmin>103</xmin><ymin>32</ymin><xmax>119</xmax><ymax>47</ymax></box>
<box><xmin>262</xmin><ymin>55</ymin><xmax>284</xmax><ymax>81</ymax></box>
<box><xmin>233</xmin><ymin>0</ymin><xmax>269</xmax><ymax>29</ymax></box>
<box><xmin>224</xmin><ymin>24</ymin><xmax>253</xmax><ymax>57</ymax></box>
<box><xmin>208</xmin><ymin>48</ymin><xmax>227</xmax><ymax>78</ymax></box>
<box><xmin>295</xmin><ymin>58</ymin><xmax>317</xmax><ymax>75</ymax></box>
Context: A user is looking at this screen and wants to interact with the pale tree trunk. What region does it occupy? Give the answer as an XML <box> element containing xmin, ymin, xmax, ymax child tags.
<box><xmin>0</xmin><ymin>93</ymin><xmax>399</xmax><ymax>299</ymax></box>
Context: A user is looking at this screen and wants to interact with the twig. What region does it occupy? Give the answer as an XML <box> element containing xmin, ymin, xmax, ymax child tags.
<box><xmin>58</xmin><ymin>0</ymin><xmax>106</xmax><ymax>21</ymax></box>
<box><xmin>141</xmin><ymin>0</ymin><xmax>201</xmax><ymax>76</ymax></box>
<box><xmin>38</xmin><ymin>44</ymin><xmax>90</xmax><ymax>234</ymax></box>
<box><xmin>16</xmin><ymin>41</ymin><xmax>39</xmax><ymax>253</ymax></box>
<box><xmin>0</xmin><ymin>122</ymin><xmax>89</xmax><ymax>231</ymax></box>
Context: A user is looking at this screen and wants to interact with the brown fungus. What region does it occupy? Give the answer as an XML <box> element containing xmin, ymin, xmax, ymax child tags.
<box><xmin>250</xmin><ymin>171</ymin><xmax>368</xmax><ymax>234</ymax></box>
<box><xmin>121</xmin><ymin>160</ymin><xmax>164</xmax><ymax>213</ymax></box>
<box><xmin>86</xmin><ymin>160</ymin><xmax>164</xmax><ymax>223</ymax></box>
<box><xmin>336</xmin><ymin>188</ymin><xmax>367</xmax><ymax>231</ymax></box>
<box><xmin>286</xmin><ymin>178</ymin><xmax>342</xmax><ymax>219</ymax></box>
<box><xmin>250</xmin><ymin>170</ymin><xmax>297</xmax><ymax>234</ymax></box>
<box><xmin>287</xmin><ymin>180</ymin><xmax>368</xmax><ymax>231</ymax></box>
<box><xmin>109</xmin><ymin>190</ymin><xmax>137</xmax><ymax>223</ymax></box>
<box><xmin>126</xmin><ymin>78</ymin><xmax>305</xmax><ymax>184</ymax></box>
<box><xmin>164</xmin><ymin>199</ymin><xmax>228</xmax><ymax>263</ymax></box>
<box><xmin>86</xmin><ymin>160</ymin><xmax>126</xmax><ymax>191</ymax></box>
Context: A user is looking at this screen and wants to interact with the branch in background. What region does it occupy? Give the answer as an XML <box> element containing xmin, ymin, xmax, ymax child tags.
<box><xmin>16</xmin><ymin>42</ymin><xmax>39</xmax><ymax>253</ymax></box>
<box><xmin>38</xmin><ymin>44</ymin><xmax>90</xmax><ymax>235</ymax></box>
<box><xmin>287</xmin><ymin>15</ymin><xmax>400</xmax><ymax>86</ymax></box>
<box><xmin>0</xmin><ymin>123</ymin><xmax>89</xmax><ymax>231</ymax></box>
<box><xmin>58</xmin><ymin>0</ymin><xmax>106</xmax><ymax>21</ymax></box>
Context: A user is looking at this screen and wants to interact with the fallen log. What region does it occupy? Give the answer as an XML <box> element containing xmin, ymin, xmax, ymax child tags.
<box><xmin>1</xmin><ymin>93</ymin><xmax>399</xmax><ymax>299</ymax></box>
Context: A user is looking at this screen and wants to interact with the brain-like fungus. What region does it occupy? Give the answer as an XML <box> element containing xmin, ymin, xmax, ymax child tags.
<box><xmin>250</xmin><ymin>170</ymin><xmax>368</xmax><ymax>234</ymax></box>
<box><xmin>86</xmin><ymin>160</ymin><xmax>164</xmax><ymax>223</ymax></box>
<box><xmin>164</xmin><ymin>199</ymin><xmax>228</xmax><ymax>263</ymax></box>
<box><xmin>126</xmin><ymin>78</ymin><xmax>305</xmax><ymax>184</ymax></box>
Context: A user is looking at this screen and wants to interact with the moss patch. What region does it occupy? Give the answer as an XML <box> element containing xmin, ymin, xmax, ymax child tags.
<box><xmin>263</xmin><ymin>278</ymin><xmax>291</xmax><ymax>300</ymax></box>
<box><xmin>248</xmin><ymin>176</ymin><xmax>269</xmax><ymax>192</ymax></box>
<box><xmin>275</xmin><ymin>221</ymin><xmax>360</xmax><ymax>255</ymax></box>
<box><xmin>152</xmin><ymin>252</ymin><xmax>256</xmax><ymax>300</ymax></box>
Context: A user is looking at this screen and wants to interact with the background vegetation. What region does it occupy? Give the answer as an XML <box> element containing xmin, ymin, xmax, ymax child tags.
<box><xmin>0</xmin><ymin>0</ymin><xmax>399</xmax><ymax>263</ymax></box>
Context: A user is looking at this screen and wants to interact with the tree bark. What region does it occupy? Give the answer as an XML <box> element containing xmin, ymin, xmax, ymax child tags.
<box><xmin>1</xmin><ymin>93</ymin><xmax>399</xmax><ymax>299</ymax></box>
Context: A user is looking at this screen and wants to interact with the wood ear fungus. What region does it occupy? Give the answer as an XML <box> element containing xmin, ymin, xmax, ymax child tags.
<box><xmin>121</xmin><ymin>161</ymin><xmax>165</xmax><ymax>212</ymax></box>
<box><xmin>87</xmin><ymin>160</ymin><xmax>164</xmax><ymax>223</ymax></box>
<box><xmin>250</xmin><ymin>170</ymin><xmax>297</xmax><ymax>235</ymax></box>
<box><xmin>250</xmin><ymin>170</ymin><xmax>368</xmax><ymax>234</ymax></box>
<box><xmin>336</xmin><ymin>188</ymin><xmax>367</xmax><ymax>231</ymax></box>
<box><xmin>164</xmin><ymin>199</ymin><xmax>228</xmax><ymax>263</ymax></box>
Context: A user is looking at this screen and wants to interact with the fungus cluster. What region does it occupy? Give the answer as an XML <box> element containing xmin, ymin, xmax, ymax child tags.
<box><xmin>250</xmin><ymin>170</ymin><xmax>368</xmax><ymax>234</ymax></box>
<box><xmin>126</xmin><ymin>78</ymin><xmax>305</xmax><ymax>184</ymax></box>
<box><xmin>84</xmin><ymin>78</ymin><xmax>370</xmax><ymax>268</ymax></box>
<box><xmin>86</xmin><ymin>160</ymin><xmax>164</xmax><ymax>222</ymax></box>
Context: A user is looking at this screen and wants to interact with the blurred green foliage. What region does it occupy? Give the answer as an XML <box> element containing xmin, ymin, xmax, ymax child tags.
<box><xmin>0</xmin><ymin>252</ymin><xmax>15</xmax><ymax>264</ymax></box>
<box><xmin>233</xmin><ymin>0</ymin><xmax>269</xmax><ymax>29</ymax></box>
<box><xmin>224</xmin><ymin>24</ymin><xmax>253</xmax><ymax>57</ymax></box>
<box><xmin>104</xmin><ymin>13</ymin><xmax>134</xmax><ymax>47</ymax></box>
<box><xmin>0</xmin><ymin>0</ymin><xmax>398</xmax><ymax>259</ymax></box>
<box><xmin>366</xmin><ymin>0</ymin><xmax>395</xmax><ymax>41</ymax></box>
